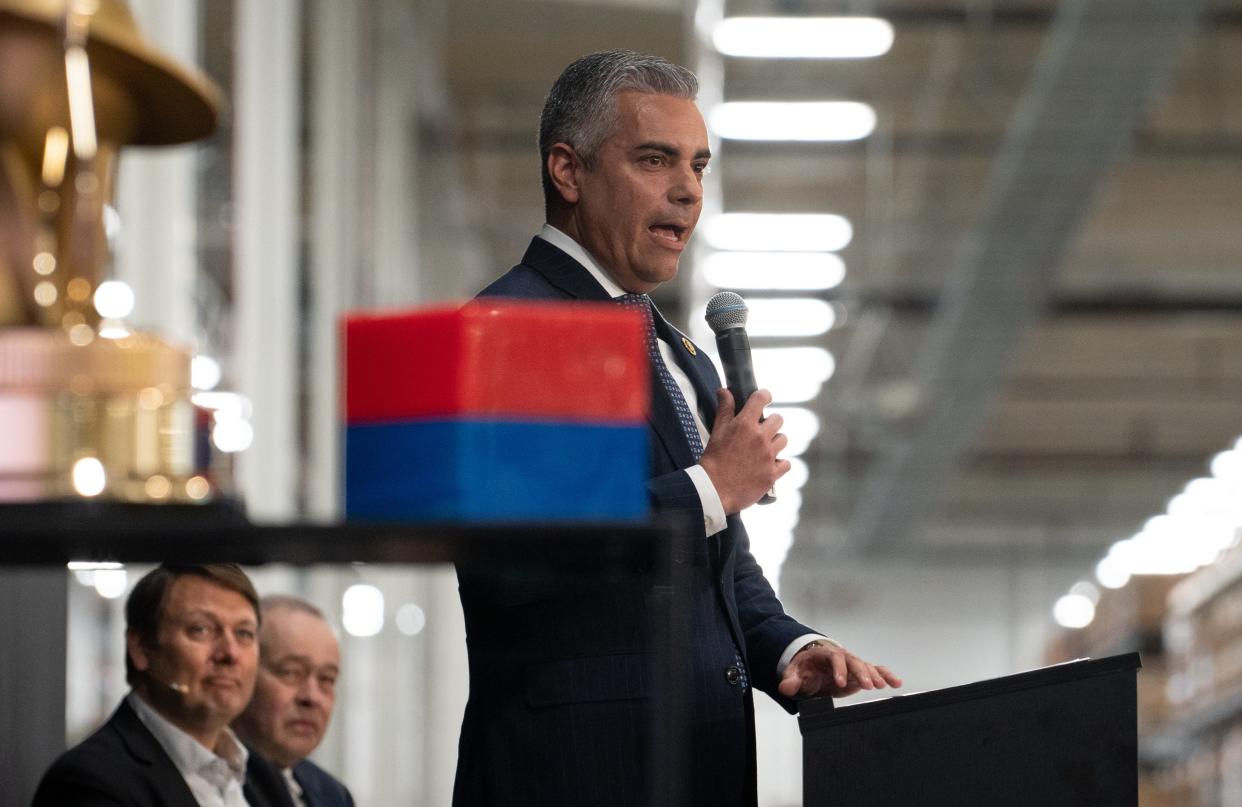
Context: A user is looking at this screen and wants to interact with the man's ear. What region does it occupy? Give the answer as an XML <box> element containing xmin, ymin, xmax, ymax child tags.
<box><xmin>126</xmin><ymin>629</ymin><xmax>151</xmax><ymax>673</ymax></box>
<box><xmin>547</xmin><ymin>143</ymin><xmax>582</xmax><ymax>205</ymax></box>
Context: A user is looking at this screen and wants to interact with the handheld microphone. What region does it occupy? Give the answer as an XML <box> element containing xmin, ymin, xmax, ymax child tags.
<box><xmin>704</xmin><ymin>291</ymin><xmax>775</xmax><ymax>505</ymax></box>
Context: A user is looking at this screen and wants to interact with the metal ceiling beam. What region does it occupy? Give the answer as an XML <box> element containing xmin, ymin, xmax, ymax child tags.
<box><xmin>845</xmin><ymin>0</ymin><xmax>1209</xmax><ymax>553</ymax></box>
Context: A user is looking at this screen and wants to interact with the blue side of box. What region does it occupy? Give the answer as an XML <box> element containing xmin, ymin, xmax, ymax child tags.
<box><xmin>345</xmin><ymin>419</ymin><xmax>648</xmax><ymax>522</ymax></box>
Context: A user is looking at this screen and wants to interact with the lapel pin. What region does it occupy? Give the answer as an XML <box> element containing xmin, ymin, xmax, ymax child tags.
<box><xmin>681</xmin><ymin>336</ymin><xmax>697</xmax><ymax>356</ymax></box>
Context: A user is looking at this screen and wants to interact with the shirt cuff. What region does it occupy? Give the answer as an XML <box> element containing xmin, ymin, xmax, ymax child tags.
<box><xmin>685</xmin><ymin>464</ymin><xmax>727</xmax><ymax>537</ymax></box>
<box><xmin>776</xmin><ymin>634</ymin><xmax>841</xmax><ymax>678</ymax></box>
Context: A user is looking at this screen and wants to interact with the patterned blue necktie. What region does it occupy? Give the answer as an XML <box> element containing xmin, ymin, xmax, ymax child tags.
<box><xmin>616</xmin><ymin>294</ymin><xmax>748</xmax><ymax>693</ymax></box>
<box><xmin>615</xmin><ymin>293</ymin><xmax>704</xmax><ymax>460</ymax></box>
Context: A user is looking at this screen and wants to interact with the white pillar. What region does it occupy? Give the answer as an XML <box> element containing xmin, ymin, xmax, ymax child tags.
<box><xmin>114</xmin><ymin>0</ymin><xmax>199</xmax><ymax>346</ymax></box>
<box><xmin>306</xmin><ymin>0</ymin><xmax>364</xmax><ymax>520</ymax></box>
<box><xmin>372</xmin><ymin>0</ymin><xmax>422</xmax><ymax>305</ymax></box>
<box><xmin>234</xmin><ymin>0</ymin><xmax>301</xmax><ymax>520</ymax></box>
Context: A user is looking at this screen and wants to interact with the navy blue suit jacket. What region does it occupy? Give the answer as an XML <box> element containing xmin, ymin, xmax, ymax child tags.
<box><xmin>451</xmin><ymin>238</ymin><xmax>815</xmax><ymax>807</ymax></box>
<box><xmin>246</xmin><ymin>751</ymin><xmax>355</xmax><ymax>807</ymax></box>
<box><xmin>293</xmin><ymin>759</ymin><xmax>354</xmax><ymax>807</ymax></box>
<box><xmin>32</xmin><ymin>699</ymin><xmax>288</xmax><ymax>807</ymax></box>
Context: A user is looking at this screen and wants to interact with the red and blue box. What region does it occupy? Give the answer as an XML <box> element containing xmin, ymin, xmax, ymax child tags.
<box><xmin>343</xmin><ymin>300</ymin><xmax>649</xmax><ymax>522</ymax></box>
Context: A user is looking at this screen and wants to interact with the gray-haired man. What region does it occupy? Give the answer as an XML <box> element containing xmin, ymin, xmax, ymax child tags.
<box><xmin>233</xmin><ymin>596</ymin><xmax>353</xmax><ymax>807</ymax></box>
<box><xmin>455</xmin><ymin>50</ymin><xmax>900</xmax><ymax>807</ymax></box>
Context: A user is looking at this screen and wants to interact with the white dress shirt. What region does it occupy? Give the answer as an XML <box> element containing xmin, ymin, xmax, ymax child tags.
<box><xmin>538</xmin><ymin>226</ymin><xmax>832</xmax><ymax>676</ymax></box>
<box><xmin>282</xmin><ymin>767</ymin><xmax>308</xmax><ymax>807</ymax></box>
<box><xmin>128</xmin><ymin>692</ymin><xmax>251</xmax><ymax>807</ymax></box>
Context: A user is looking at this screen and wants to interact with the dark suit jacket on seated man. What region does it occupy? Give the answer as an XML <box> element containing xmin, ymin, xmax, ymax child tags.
<box><xmin>452</xmin><ymin>50</ymin><xmax>901</xmax><ymax>807</ymax></box>
<box><xmin>32</xmin><ymin>564</ymin><xmax>291</xmax><ymax>807</ymax></box>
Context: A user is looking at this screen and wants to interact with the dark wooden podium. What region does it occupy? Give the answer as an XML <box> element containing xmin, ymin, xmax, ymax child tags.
<box><xmin>798</xmin><ymin>653</ymin><xmax>1142</xmax><ymax>807</ymax></box>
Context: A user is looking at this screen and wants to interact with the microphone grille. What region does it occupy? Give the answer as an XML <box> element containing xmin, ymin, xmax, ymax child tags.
<box><xmin>704</xmin><ymin>291</ymin><xmax>748</xmax><ymax>333</ymax></box>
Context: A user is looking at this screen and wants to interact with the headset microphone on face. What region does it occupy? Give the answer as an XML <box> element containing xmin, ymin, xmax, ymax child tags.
<box><xmin>148</xmin><ymin>670</ymin><xmax>190</xmax><ymax>694</ymax></box>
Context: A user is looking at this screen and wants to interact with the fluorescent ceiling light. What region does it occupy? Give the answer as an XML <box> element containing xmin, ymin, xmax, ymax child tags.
<box><xmin>701</xmin><ymin>251</ymin><xmax>846</xmax><ymax>290</ymax></box>
<box><xmin>1052</xmin><ymin>594</ymin><xmax>1094</xmax><ymax>629</ymax></box>
<box><xmin>769</xmin><ymin>406</ymin><xmax>820</xmax><ymax>456</ymax></box>
<box><xmin>741</xmin><ymin>488</ymin><xmax>802</xmax><ymax>587</ymax></box>
<box><xmin>780</xmin><ymin>457</ymin><xmax>809</xmax><ymax>492</ymax></box>
<box><xmin>710</xmin><ymin>101</ymin><xmax>876</xmax><ymax>142</ymax></box>
<box><xmin>752</xmin><ymin>347</ymin><xmax>835</xmax><ymax>402</ymax></box>
<box><xmin>742</xmin><ymin>490</ymin><xmax>801</xmax><ymax>534</ymax></box>
<box><xmin>1105</xmin><ymin>531</ymin><xmax>1214</xmax><ymax>577</ymax></box>
<box><xmin>746</xmin><ymin>299</ymin><xmax>835</xmax><ymax>337</ymax></box>
<box><xmin>1211</xmin><ymin>449</ymin><xmax>1242</xmax><ymax>481</ymax></box>
<box><xmin>701</xmin><ymin>213</ymin><xmax>852</xmax><ymax>252</ymax></box>
<box><xmin>1094</xmin><ymin>556</ymin><xmax>1130</xmax><ymax>590</ymax></box>
<box><xmin>713</xmin><ymin>16</ymin><xmax>895</xmax><ymax>59</ymax></box>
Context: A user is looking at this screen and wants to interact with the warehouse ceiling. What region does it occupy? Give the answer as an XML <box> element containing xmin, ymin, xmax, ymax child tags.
<box><xmin>434</xmin><ymin>0</ymin><xmax>1242</xmax><ymax>571</ymax></box>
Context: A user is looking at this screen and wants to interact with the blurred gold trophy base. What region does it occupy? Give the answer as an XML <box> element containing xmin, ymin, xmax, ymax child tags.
<box><xmin>0</xmin><ymin>0</ymin><xmax>223</xmax><ymax>504</ymax></box>
<box><xmin>0</xmin><ymin>327</ymin><xmax>213</xmax><ymax>502</ymax></box>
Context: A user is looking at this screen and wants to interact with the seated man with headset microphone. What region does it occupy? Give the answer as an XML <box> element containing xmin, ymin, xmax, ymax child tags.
<box><xmin>33</xmin><ymin>564</ymin><xmax>290</xmax><ymax>807</ymax></box>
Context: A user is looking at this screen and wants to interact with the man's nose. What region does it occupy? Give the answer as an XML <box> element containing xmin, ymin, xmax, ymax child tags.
<box><xmin>295</xmin><ymin>676</ymin><xmax>325</xmax><ymax>706</ymax></box>
<box><xmin>669</xmin><ymin>164</ymin><xmax>702</xmax><ymax>206</ymax></box>
<box><xmin>211</xmin><ymin>633</ymin><xmax>240</xmax><ymax>663</ymax></box>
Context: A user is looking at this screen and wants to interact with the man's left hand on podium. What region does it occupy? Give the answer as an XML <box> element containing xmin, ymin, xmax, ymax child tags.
<box><xmin>778</xmin><ymin>641</ymin><xmax>903</xmax><ymax>699</ymax></box>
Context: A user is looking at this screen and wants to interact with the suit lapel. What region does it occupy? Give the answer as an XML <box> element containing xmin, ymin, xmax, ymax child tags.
<box><xmin>519</xmin><ymin>238</ymin><xmax>611</xmax><ymax>301</ymax></box>
<box><xmin>521</xmin><ymin>238</ymin><xmax>699</xmax><ymax>469</ymax></box>
<box><xmin>292</xmin><ymin>762</ymin><xmax>325</xmax><ymax>807</ymax></box>
<box><xmin>111</xmin><ymin>701</ymin><xmax>203</xmax><ymax>807</ymax></box>
<box><xmin>650</xmin><ymin>309</ymin><xmax>719</xmax><ymax>426</ymax></box>
<box><xmin>245</xmin><ymin>748</ymin><xmax>298</xmax><ymax>807</ymax></box>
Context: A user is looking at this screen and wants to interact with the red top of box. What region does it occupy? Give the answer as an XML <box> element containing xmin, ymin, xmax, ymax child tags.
<box><xmin>344</xmin><ymin>300</ymin><xmax>649</xmax><ymax>424</ymax></box>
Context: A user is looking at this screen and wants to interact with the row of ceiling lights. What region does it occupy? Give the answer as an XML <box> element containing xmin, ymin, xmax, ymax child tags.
<box><xmin>699</xmin><ymin>17</ymin><xmax>1242</xmax><ymax>636</ymax></box>
<box><xmin>692</xmin><ymin>13</ymin><xmax>895</xmax><ymax>587</ymax></box>
<box><xmin>1053</xmin><ymin>437</ymin><xmax>1242</xmax><ymax>629</ymax></box>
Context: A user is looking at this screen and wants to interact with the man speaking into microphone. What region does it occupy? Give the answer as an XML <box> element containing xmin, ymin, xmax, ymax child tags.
<box><xmin>33</xmin><ymin>564</ymin><xmax>290</xmax><ymax>807</ymax></box>
<box><xmin>455</xmin><ymin>50</ymin><xmax>901</xmax><ymax>807</ymax></box>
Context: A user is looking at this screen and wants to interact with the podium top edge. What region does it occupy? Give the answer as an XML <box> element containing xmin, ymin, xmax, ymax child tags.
<box><xmin>797</xmin><ymin>652</ymin><xmax>1141</xmax><ymax>733</ymax></box>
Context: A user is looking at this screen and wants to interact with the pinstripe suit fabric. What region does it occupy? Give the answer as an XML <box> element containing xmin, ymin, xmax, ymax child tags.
<box><xmin>452</xmin><ymin>238</ymin><xmax>814</xmax><ymax>807</ymax></box>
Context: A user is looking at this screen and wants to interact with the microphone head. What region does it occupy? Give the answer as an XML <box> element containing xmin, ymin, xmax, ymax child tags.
<box><xmin>705</xmin><ymin>291</ymin><xmax>748</xmax><ymax>334</ymax></box>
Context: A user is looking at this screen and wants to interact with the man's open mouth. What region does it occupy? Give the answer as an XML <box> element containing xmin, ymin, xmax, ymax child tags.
<box><xmin>649</xmin><ymin>224</ymin><xmax>686</xmax><ymax>242</ymax></box>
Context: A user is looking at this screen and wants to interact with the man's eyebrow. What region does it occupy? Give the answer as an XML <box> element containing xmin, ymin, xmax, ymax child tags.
<box><xmin>269</xmin><ymin>653</ymin><xmax>313</xmax><ymax>666</ymax></box>
<box><xmin>268</xmin><ymin>654</ymin><xmax>339</xmax><ymax>673</ymax></box>
<box><xmin>178</xmin><ymin>609</ymin><xmax>218</xmax><ymax>622</ymax></box>
<box><xmin>633</xmin><ymin>142</ymin><xmax>712</xmax><ymax>161</ymax></box>
<box><xmin>177</xmin><ymin>607</ymin><xmax>255</xmax><ymax>624</ymax></box>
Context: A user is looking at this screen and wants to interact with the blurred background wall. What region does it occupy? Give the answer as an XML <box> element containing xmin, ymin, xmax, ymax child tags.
<box><xmin>17</xmin><ymin>0</ymin><xmax>1242</xmax><ymax>805</ymax></box>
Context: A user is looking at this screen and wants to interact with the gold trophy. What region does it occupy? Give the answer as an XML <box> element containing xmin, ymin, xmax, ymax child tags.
<box><xmin>0</xmin><ymin>0</ymin><xmax>222</xmax><ymax>503</ymax></box>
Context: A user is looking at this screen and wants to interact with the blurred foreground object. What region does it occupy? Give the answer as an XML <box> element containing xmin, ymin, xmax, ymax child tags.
<box><xmin>344</xmin><ymin>301</ymin><xmax>649</xmax><ymax>521</ymax></box>
<box><xmin>0</xmin><ymin>0</ymin><xmax>222</xmax><ymax>502</ymax></box>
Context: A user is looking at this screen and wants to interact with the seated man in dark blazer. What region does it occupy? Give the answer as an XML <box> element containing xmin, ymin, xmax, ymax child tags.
<box><xmin>454</xmin><ymin>50</ymin><xmax>902</xmax><ymax>807</ymax></box>
<box><xmin>32</xmin><ymin>563</ymin><xmax>289</xmax><ymax>807</ymax></box>
<box><xmin>233</xmin><ymin>596</ymin><xmax>354</xmax><ymax>807</ymax></box>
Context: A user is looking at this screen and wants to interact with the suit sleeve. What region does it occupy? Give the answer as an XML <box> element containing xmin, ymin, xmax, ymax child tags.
<box><xmin>646</xmin><ymin>469</ymin><xmax>706</xmax><ymax>525</ymax></box>
<box><xmin>729</xmin><ymin>516</ymin><xmax>818</xmax><ymax>714</ymax></box>
<box><xmin>32</xmin><ymin>767</ymin><xmax>131</xmax><ymax>807</ymax></box>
